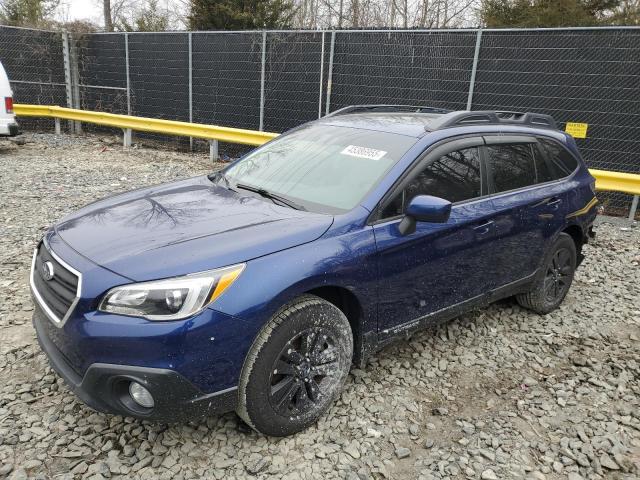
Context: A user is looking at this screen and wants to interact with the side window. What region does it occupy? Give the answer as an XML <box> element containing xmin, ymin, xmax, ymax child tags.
<box><xmin>532</xmin><ymin>144</ymin><xmax>555</xmax><ymax>183</ymax></box>
<box><xmin>380</xmin><ymin>147</ymin><xmax>482</xmax><ymax>218</ymax></box>
<box><xmin>538</xmin><ymin>138</ymin><xmax>579</xmax><ymax>178</ymax></box>
<box><xmin>486</xmin><ymin>143</ymin><xmax>536</xmax><ymax>193</ymax></box>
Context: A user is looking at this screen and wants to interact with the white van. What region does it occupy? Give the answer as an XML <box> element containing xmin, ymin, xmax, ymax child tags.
<box><xmin>0</xmin><ymin>60</ymin><xmax>18</xmax><ymax>136</ymax></box>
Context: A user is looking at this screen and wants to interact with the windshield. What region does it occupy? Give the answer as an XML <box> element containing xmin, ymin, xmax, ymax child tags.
<box><xmin>222</xmin><ymin>124</ymin><xmax>417</xmax><ymax>214</ymax></box>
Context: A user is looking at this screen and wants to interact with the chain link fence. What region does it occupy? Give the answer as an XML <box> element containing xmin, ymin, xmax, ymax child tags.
<box><xmin>0</xmin><ymin>25</ymin><xmax>638</xmax><ymax>216</ymax></box>
<box><xmin>472</xmin><ymin>28</ymin><xmax>640</xmax><ymax>217</ymax></box>
<box><xmin>0</xmin><ymin>26</ymin><xmax>66</xmax><ymax>131</ymax></box>
<box><xmin>329</xmin><ymin>30</ymin><xmax>479</xmax><ymax>111</ymax></box>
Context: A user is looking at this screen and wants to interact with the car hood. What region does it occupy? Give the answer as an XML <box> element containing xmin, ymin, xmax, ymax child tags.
<box><xmin>55</xmin><ymin>175</ymin><xmax>333</xmax><ymax>281</ymax></box>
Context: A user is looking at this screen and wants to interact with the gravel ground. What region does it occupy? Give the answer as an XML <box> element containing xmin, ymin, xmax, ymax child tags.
<box><xmin>0</xmin><ymin>133</ymin><xmax>639</xmax><ymax>480</ymax></box>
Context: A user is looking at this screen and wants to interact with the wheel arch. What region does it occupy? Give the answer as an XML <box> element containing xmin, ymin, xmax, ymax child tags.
<box><xmin>562</xmin><ymin>223</ymin><xmax>586</xmax><ymax>258</ymax></box>
<box><xmin>304</xmin><ymin>285</ymin><xmax>364</xmax><ymax>355</ymax></box>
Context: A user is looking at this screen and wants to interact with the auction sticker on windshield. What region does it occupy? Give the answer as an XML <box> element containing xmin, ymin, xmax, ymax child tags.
<box><xmin>340</xmin><ymin>145</ymin><xmax>387</xmax><ymax>160</ymax></box>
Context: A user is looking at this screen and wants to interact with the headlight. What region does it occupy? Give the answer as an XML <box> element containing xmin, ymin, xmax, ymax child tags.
<box><xmin>98</xmin><ymin>264</ymin><xmax>245</xmax><ymax>321</ymax></box>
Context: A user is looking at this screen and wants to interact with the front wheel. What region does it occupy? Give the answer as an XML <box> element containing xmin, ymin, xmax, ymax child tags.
<box><xmin>237</xmin><ymin>295</ymin><xmax>353</xmax><ymax>436</ymax></box>
<box><xmin>516</xmin><ymin>233</ymin><xmax>577</xmax><ymax>314</ymax></box>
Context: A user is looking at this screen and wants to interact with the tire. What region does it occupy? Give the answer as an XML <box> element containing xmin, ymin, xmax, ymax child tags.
<box><xmin>516</xmin><ymin>233</ymin><xmax>577</xmax><ymax>315</ymax></box>
<box><xmin>236</xmin><ymin>295</ymin><xmax>353</xmax><ymax>436</ymax></box>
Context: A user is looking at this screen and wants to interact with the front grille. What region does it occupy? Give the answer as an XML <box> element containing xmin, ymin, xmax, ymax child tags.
<box><xmin>31</xmin><ymin>242</ymin><xmax>80</xmax><ymax>323</ymax></box>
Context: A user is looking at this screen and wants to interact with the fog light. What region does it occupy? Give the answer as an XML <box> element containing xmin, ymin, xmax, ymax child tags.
<box><xmin>129</xmin><ymin>382</ymin><xmax>154</xmax><ymax>408</ymax></box>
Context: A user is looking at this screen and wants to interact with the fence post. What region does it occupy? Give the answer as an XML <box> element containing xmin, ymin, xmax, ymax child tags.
<box><xmin>123</xmin><ymin>128</ymin><xmax>132</xmax><ymax>148</ymax></box>
<box><xmin>210</xmin><ymin>140</ymin><xmax>219</xmax><ymax>163</ymax></box>
<box><xmin>324</xmin><ymin>31</ymin><xmax>336</xmax><ymax>116</ymax></box>
<box><xmin>630</xmin><ymin>195</ymin><xmax>639</xmax><ymax>221</ymax></box>
<box><xmin>61</xmin><ymin>32</ymin><xmax>74</xmax><ymax>133</ymax></box>
<box><xmin>125</xmin><ymin>33</ymin><xmax>131</xmax><ymax>115</ymax></box>
<box><xmin>188</xmin><ymin>32</ymin><xmax>193</xmax><ymax>151</ymax></box>
<box><xmin>259</xmin><ymin>30</ymin><xmax>267</xmax><ymax>131</ymax></box>
<box><xmin>124</xmin><ymin>33</ymin><xmax>132</xmax><ymax>147</ymax></box>
<box><xmin>466</xmin><ymin>28</ymin><xmax>483</xmax><ymax>111</ymax></box>
<box><xmin>318</xmin><ymin>31</ymin><xmax>325</xmax><ymax>119</ymax></box>
<box><xmin>69</xmin><ymin>34</ymin><xmax>82</xmax><ymax>133</ymax></box>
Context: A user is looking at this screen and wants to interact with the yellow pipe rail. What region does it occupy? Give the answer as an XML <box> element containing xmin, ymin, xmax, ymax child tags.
<box><xmin>14</xmin><ymin>104</ymin><xmax>279</xmax><ymax>146</ymax></box>
<box><xmin>14</xmin><ymin>104</ymin><xmax>640</xmax><ymax>200</ymax></box>
<box><xmin>589</xmin><ymin>169</ymin><xmax>640</xmax><ymax>196</ymax></box>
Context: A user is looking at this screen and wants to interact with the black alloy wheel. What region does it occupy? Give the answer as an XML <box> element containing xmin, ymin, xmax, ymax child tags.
<box><xmin>543</xmin><ymin>247</ymin><xmax>573</xmax><ymax>303</ymax></box>
<box><xmin>269</xmin><ymin>327</ymin><xmax>341</xmax><ymax>417</ymax></box>
<box><xmin>516</xmin><ymin>232</ymin><xmax>577</xmax><ymax>315</ymax></box>
<box><xmin>237</xmin><ymin>295</ymin><xmax>353</xmax><ymax>436</ymax></box>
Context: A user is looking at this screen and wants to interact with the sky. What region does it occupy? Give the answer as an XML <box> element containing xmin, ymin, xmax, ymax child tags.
<box><xmin>57</xmin><ymin>0</ymin><xmax>102</xmax><ymax>24</ymax></box>
<box><xmin>55</xmin><ymin>1</ymin><xmax>187</xmax><ymax>27</ymax></box>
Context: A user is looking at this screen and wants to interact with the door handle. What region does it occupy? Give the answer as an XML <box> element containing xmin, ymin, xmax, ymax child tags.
<box><xmin>547</xmin><ymin>197</ymin><xmax>562</xmax><ymax>210</ymax></box>
<box><xmin>473</xmin><ymin>221</ymin><xmax>494</xmax><ymax>234</ymax></box>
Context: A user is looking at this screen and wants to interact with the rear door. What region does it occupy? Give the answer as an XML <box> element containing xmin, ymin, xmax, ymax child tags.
<box><xmin>483</xmin><ymin>136</ymin><xmax>570</xmax><ymax>287</ymax></box>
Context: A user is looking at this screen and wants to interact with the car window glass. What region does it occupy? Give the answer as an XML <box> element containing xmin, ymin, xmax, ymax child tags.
<box><xmin>532</xmin><ymin>144</ymin><xmax>555</xmax><ymax>183</ymax></box>
<box><xmin>380</xmin><ymin>147</ymin><xmax>482</xmax><ymax>218</ymax></box>
<box><xmin>223</xmin><ymin>124</ymin><xmax>417</xmax><ymax>214</ymax></box>
<box><xmin>538</xmin><ymin>138</ymin><xmax>578</xmax><ymax>177</ymax></box>
<box><xmin>487</xmin><ymin>144</ymin><xmax>536</xmax><ymax>193</ymax></box>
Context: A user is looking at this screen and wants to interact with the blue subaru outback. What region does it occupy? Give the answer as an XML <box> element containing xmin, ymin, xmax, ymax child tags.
<box><xmin>31</xmin><ymin>106</ymin><xmax>597</xmax><ymax>436</ymax></box>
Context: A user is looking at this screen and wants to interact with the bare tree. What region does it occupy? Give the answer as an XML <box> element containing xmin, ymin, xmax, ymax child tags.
<box><xmin>103</xmin><ymin>0</ymin><xmax>113</xmax><ymax>30</ymax></box>
<box><xmin>292</xmin><ymin>0</ymin><xmax>479</xmax><ymax>29</ymax></box>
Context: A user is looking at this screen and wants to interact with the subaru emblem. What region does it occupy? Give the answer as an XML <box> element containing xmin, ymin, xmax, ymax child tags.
<box><xmin>40</xmin><ymin>261</ymin><xmax>55</xmax><ymax>281</ymax></box>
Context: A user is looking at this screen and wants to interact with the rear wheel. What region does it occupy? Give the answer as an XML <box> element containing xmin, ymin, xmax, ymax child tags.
<box><xmin>517</xmin><ymin>233</ymin><xmax>576</xmax><ymax>314</ymax></box>
<box><xmin>237</xmin><ymin>295</ymin><xmax>353</xmax><ymax>436</ymax></box>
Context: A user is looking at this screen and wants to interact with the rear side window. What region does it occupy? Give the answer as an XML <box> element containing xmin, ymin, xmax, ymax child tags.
<box><xmin>538</xmin><ymin>138</ymin><xmax>579</xmax><ymax>177</ymax></box>
<box><xmin>532</xmin><ymin>144</ymin><xmax>555</xmax><ymax>183</ymax></box>
<box><xmin>380</xmin><ymin>147</ymin><xmax>482</xmax><ymax>218</ymax></box>
<box><xmin>486</xmin><ymin>144</ymin><xmax>536</xmax><ymax>193</ymax></box>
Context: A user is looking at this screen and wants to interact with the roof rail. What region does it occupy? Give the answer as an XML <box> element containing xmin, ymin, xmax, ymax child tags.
<box><xmin>435</xmin><ymin>111</ymin><xmax>558</xmax><ymax>130</ymax></box>
<box><xmin>323</xmin><ymin>105</ymin><xmax>559</xmax><ymax>131</ymax></box>
<box><xmin>325</xmin><ymin>104</ymin><xmax>452</xmax><ymax>117</ymax></box>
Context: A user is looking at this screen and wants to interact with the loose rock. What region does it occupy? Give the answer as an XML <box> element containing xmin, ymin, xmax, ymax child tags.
<box><xmin>0</xmin><ymin>134</ymin><xmax>638</xmax><ymax>480</ymax></box>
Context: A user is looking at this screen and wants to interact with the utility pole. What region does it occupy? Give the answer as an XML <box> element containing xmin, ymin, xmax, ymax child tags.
<box><xmin>104</xmin><ymin>0</ymin><xmax>113</xmax><ymax>31</ymax></box>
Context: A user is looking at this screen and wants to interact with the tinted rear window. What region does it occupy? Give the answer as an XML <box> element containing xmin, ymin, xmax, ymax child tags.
<box><xmin>532</xmin><ymin>144</ymin><xmax>555</xmax><ymax>183</ymax></box>
<box><xmin>539</xmin><ymin>138</ymin><xmax>579</xmax><ymax>177</ymax></box>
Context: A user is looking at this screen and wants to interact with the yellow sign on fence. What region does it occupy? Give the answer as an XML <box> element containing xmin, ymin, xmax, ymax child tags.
<box><xmin>565</xmin><ymin>122</ymin><xmax>589</xmax><ymax>139</ymax></box>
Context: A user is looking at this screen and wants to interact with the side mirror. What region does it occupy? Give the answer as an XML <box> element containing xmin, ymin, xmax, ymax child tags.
<box><xmin>398</xmin><ymin>195</ymin><xmax>452</xmax><ymax>235</ymax></box>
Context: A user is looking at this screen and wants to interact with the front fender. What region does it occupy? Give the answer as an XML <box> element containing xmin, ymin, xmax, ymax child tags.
<box><xmin>210</xmin><ymin>225</ymin><xmax>378</xmax><ymax>342</ymax></box>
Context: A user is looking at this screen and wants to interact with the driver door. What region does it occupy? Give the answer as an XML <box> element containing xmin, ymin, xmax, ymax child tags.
<box><xmin>372</xmin><ymin>137</ymin><xmax>500</xmax><ymax>335</ymax></box>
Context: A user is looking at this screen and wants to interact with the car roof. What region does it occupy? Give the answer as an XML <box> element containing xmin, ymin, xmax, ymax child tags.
<box><xmin>316</xmin><ymin>106</ymin><xmax>559</xmax><ymax>139</ymax></box>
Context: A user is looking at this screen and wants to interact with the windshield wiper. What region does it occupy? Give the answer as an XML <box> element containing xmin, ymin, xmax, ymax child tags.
<box><xmin>235</xmin><ymin>183</ymin><xmax>306</xmax><ymax>211</ymax></box>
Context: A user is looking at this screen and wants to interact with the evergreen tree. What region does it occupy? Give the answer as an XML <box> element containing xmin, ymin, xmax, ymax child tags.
<box><xmin>188</xmin><ymin>0</ymin><xmax>296</xmax><ymax>30</ymax></box>
<box><xmin>0</xmin><ymin>0</ymin><xmax>59</xmax><ymax>28</ymax></box>
<box><xmin>482</xmin><ymin>0</ymin><xmax>622</xmax><ymax>27</ymax></box>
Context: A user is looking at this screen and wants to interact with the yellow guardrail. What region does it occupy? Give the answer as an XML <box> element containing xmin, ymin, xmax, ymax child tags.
<box><xmin>589</xmin><ymin>169</ymin><xmax>640</xmax><ymax>197</ymax></box>
<box><xmin>14</xmin><ymin>104</ymin><xmax>279</xmax><ymax>146</ymax></box>
<box><xmin>13</xmin><ymin>105</ymin><xmax>640</xmax><ymax>201</ymax></box>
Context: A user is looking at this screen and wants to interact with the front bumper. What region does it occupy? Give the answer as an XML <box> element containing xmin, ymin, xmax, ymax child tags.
<box><xmin>33</xmin><ymin>307</ymin><xmax>238</xmax><ymax>422</ymax></box>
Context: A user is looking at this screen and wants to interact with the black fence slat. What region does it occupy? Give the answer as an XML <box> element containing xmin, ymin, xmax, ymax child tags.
<box><xmin>192</xmin><ymin>32</ymin><xmax>262</xmax><ymax>130</ymax></box>
<box><xmin>0</xmin><ymin>25</ymin><xmax>638</xmax><ymax>216</ymax></box>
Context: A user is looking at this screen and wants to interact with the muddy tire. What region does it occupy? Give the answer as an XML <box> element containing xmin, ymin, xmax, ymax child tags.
<box><xmin>236</xmin><ymin>295</ymin><xmax>353</xmax><ymax>436</ymax></box>
<box><xmin>517</xmin><ymin>233</ymin><xmax>577</xmax><ymax>315</ymax></box>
